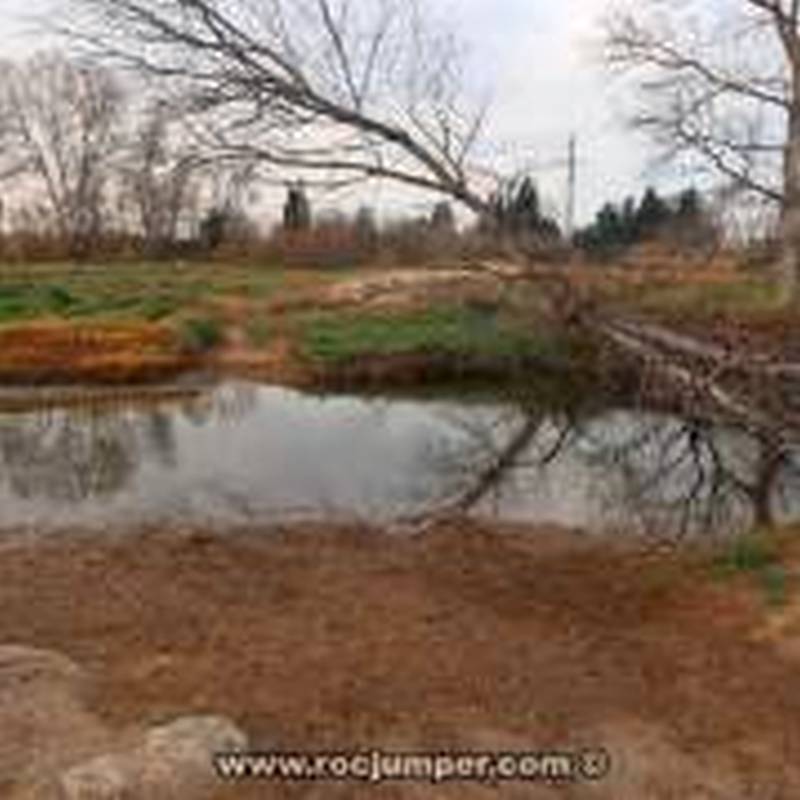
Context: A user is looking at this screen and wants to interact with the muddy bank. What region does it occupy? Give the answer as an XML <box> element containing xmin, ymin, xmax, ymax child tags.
<box><xmin>0</xmin><ymin>262</ymin><xmax>796</xmax><ymax>393</ymax></box>
<box><xmin>0</xmin><ymin>320</ymin><xmax>605</xmax><ymax>393</ymax></box>
<box><xmin>0</xmin><ymin>383</ymin><xmax>210</xmax><ymax>413</ymax></box>
<box><xmin>0</xmin><ymin>264</ymin><xmax>601</xmax><ymax>391</ymax></box>
<box><xmin>299</xmin><ymin>349</ymin><xmax>594</xmax><ymax>392</ymax></box>
<box><xmin>1</xmin><ymin>520</ymin><xmax>799</xmax><ymax>798</ymax></box>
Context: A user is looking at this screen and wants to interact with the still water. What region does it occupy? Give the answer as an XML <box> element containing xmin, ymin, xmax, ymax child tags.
<box><xmin>0</xmin><ymin>382</ymin><xmax>795</xmax><ymax>535</ymax></box>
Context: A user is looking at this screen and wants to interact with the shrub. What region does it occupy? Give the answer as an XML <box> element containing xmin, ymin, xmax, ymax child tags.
<box><xmin>178</xmin><ymin>317</ymin><xmax>223</xmax><ymax>354</ymax></box>
<box><xmin>718</xmin><ymin>535</ymin><xmax>778</xmax><ymax>574</ymax></box>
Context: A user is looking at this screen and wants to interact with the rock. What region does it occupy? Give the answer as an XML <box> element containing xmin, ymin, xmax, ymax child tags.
<box><xmin>0</xmin><ymin>645</ymin><xmax>113</xmax><ymax>784</ymax></box>
<box><xmin>57</xmin><ymin>716</ymin><xmax>248</xmax><ymax>800</ymax></box>
<box><xmin>144</xmin><ymin>715</ymin><xmax>248</xmax><ymax>760</ymax></box>
<box><xmin>0</xmin><ymin>644</ymin><xmax>248</xmax><ymax>800</ymax></box>
<box><xmin>59</xmin><ymin>754</ymin><xmax>136</xmax><ymax>799</ymax></box>
<box><xmin>137</xmin><ymin>716</ymin><xmax>248</xmax><ymax>799</ymax></box>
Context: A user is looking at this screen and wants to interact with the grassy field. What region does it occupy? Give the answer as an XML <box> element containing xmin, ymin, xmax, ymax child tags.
<box><xmin>0</xmin><ymin>261</ymin><xmax>293</xmax><ymax>324</ymax></box>
<box><xmin>0</xmin><ymin>257</ymin><xmax>792</xmax><ymax>386</ymax></box>
<box><xmin>297</xmin><ymin>305</ymin><xmax>557</xmax><ymax>362</ymax></box>
<box><xmin>0</xmin><ymin>261</ymin><xmax>343</xmax><ymax>382</ymax></box>
<box><xmin>0</xmin><ymin>261</ymin><xmax>573</xmax><ymax>384</ymax></box>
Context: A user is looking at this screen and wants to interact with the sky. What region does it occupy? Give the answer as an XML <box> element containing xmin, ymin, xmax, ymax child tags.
<box><xmin>0</xmin><ymin>0</ymin><xmax>663</xmax><ymax>228</ymax></box>
<box><xmin>456</xmin><ymin>0</ymin><xmax>652</xmax><ymax>225</ymax></box>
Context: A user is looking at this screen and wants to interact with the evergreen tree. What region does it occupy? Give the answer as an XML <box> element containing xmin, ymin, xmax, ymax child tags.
<box><xmin>636</xmin><ymin>187</ymin><xmax>670</xmax><ymax>239</ymax></box>
<box><xmin>621</xmin><ymin>197</ymin><xmax>639</xmax><ymax>244</ymax></box>
<box><xmin>676</xmin><ymin>188</ymin><xmax>702</xmax><ymax>221</ymax></box>
<box><xmin>575</xmin><ymin>185</ymin><xmax>715</xmax><ymax>258</ymax></box>
<box><xmin>283</xmin><ymin>181</ymin><xmax>311</xmax><ymax>231</ymax></box>
<box><xmin>198</xmin><ymin>206</ymin><xmax>256</xmax><ymax>252</ymax></box>
<box><xmin>430</xmin><ymin>201</ymin><xmax>456</xmax><ymax>233</ymax></box>
<box><xmin>199</xmin><ymin>207</ymin><xmax>228</xmax><ymax>252</ymax></box>
<box><xmin>510</xmin><ymin>177</ymin><xmax>540</xmax><ymax>235</ymax></box>
<box><xmin>486</xmin><ymin>175</ymin><xmax>560</xmax><ymax>241</ymax></box>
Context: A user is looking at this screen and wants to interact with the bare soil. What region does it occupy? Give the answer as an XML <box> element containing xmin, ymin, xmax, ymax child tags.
<box><xmin>1</xmin><ymin>521</ymin><xmax>799</xmax><ymax>798</ymax></box>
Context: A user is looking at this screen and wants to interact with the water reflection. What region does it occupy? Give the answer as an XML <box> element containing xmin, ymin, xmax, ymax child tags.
<box><xmin>0</xmin><ymin>384</ymin><xmax>259</xmax><ymax>517</ymax></box>
<box><xmin>0</xmin><ymin>381</ymin><xmax>797</xmax><ymax>536</ymax></box>
<box><xmin>0</xmin><ymin>410</ymin><xmax>140</xmax><ymax>503</ymax></box>
<box><xmin>421</xmin><ymin>405</ymin><xmax>800</xmax><ymax>537</ymax></box>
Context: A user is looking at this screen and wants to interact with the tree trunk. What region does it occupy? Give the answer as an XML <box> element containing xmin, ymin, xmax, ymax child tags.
<box><xmin>778</xmin><ymin>98</ymin><xmax>800</xmax><ymax>304</ymax></box>
<box><xmin>751</xmin><ymin>436</ymin><xmax>784</xmax><ymax>530</ymax></box>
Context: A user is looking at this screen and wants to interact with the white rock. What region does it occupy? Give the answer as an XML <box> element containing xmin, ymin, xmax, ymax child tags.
<box><xmin>145</xmin><ymin>715</ymin><xmax>247</xmax><ymax>758</ymax></box>
<box><xmin>54</xmin><ymin>716</ymin><xmax>248</xmax><ymax>800</ymax></box>
<box><xmin>138</xmin><ymin>716</ymin><xmax>248</xmax><ymax>799</ymax></box>
<box><xmin>59</xmin><ymin>754</ymin><xmax>136</xmax><ymax>800</ymax></box>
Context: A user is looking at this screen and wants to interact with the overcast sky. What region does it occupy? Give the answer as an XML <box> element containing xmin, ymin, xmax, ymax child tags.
<box><xmin>0</xmin><ymin>0</ymin><xmax>672</xmax><ymax>227</ymax></box>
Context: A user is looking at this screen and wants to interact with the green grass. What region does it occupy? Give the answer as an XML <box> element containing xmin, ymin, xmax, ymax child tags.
<box><xmin>0</xmin><ymin>262</ymin><xmax>289</xmax><ymax>325</ymax></box>
<box><xmin>178</xmin><ymin>316</ymin><xmax>224</xmax><ymax>354</ymax></box>
<box><xmin>297</xmin><ymin>305</ymin><xmax>564</xmax><ymax>364</ymax></box>
<box><xmin>714</xmin><ymin>534</ymin><xmax>779</xmax><ymax>576</ymax></box>
<box><xmin>713</xmin><ymin>533</ymin><xmax>792</xmax><ymax>607</ymax></box>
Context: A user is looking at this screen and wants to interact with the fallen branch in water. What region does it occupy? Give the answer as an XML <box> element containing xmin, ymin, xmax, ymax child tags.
<box><xmin>463</xmin><ymin>258</ymin><xmax>800</xmax><ymax>449</ymax></box>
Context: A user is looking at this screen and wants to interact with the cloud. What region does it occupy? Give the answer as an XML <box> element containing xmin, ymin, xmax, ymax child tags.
<box><xmin>459</xmin><ymin>0</ymin><xmax>649</xmax><ymax>224</ymax></box>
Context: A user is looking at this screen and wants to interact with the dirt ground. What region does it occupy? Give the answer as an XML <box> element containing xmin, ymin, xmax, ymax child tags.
<box><xmin>0</xmin><ymin>520</ymin><xmax>799</xmax><ymax>798</ymax></box>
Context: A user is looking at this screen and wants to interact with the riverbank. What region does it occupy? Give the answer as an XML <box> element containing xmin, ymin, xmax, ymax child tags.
<box><xmin>0</xmin><ymin>263</ymin><xmax>589</xmax><ymax>389</ymax></box>
<box><xmin>0</xmin><ymin>258</ymin><xmax>781</xmax><ymax>391</ymax></box>
<box><xmin>2</xmin><ymin>520</ymin><xmax>800</xmax><ymax>798</ymax></box>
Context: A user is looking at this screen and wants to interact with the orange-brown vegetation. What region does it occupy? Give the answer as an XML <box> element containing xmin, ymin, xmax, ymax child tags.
<box><xmin>0</xmin><ymin>322</ymin><xmax>197</xmax><ymax>384</ymax></box>
<box><xmin>553</xmin><ymin>245</ymin><xmax>740</xmax><ymax>289</ymax></box>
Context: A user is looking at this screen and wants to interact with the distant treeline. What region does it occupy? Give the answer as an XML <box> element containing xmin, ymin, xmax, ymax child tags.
<box><xmin>0</xmin><ymin>51</ymin><xmax>718</xmax><ymax>266</ymax></box>
<box><xmin>574</xmin><ymin>187</ymin><xmax>718</xmax><ymax>258</ymax></box>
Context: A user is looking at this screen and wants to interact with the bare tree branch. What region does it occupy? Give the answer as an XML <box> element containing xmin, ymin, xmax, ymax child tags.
<box><xmin>0</xmin><ymin>51</ymin><xmax>123</xmax><ymax>257</ymax></box>
<box><xmin>605</xmin><ymin>0</ymin><xmax>800</xmax><ymax>298</ymax></box>
<box><xmin>59</xmin><ymin>0</ymin><xmax>492</xmax><ymax>215</ymax></box>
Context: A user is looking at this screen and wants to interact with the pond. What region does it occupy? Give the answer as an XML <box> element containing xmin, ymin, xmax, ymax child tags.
<box><xmin>0</xmin><ymin>381</ymin><xmax>797</xmax><ymax>536</ymax></box>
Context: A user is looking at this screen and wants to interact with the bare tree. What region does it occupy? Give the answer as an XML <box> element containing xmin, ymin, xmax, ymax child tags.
<box><xmin>118</xmin><ymin>100</ymin><xmax>204</xmax><ymax>256</ymax></box>
<box><xmin>0</xmin><ymin>64</ymin><xmax>29</xmax><ymax>184</ymax></box>
<box><xmin>61</xmin><ymin>0</ymin><xmax>492</xmax><ymax>217</ymax></box>
<box><xmin>605</xmin><ymin>0</ymin><xmax>800</xmax><ymax>300</ymax></box>
<box><xmin>0</xmin><ymin>51</ymin><xmax>123</xmax><ymax>258</ymax></box>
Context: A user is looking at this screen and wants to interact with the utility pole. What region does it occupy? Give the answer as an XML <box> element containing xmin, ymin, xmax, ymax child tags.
<box><xmin>566</xmin><ymin>135</ymin><xmax>577</xmax><ymax>240</ymax></box>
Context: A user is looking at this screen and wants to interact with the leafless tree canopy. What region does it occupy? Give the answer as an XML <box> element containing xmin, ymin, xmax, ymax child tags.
<box><xmin>62</xmin><ymin>0</ymin><xmax>491</xmax><ymax>215</ymax></box>
<box><xmin>606</xmin><ymin>0</ymin><xmax>788</xmax><ymax>203</ymax></box>
<box><xmin>605</xmin><ymin>0</ymin><xmax>800</xmax><ymax>298</ymax></box>
<box><xmin>117</xmin><ymin>101</ymin><xmax>204</xmax><ymax>255</ymax></box>
<box><xmin>0</xmin><ymin>52</ymin><xmax>123</xmax><ymax>256</ymax></box>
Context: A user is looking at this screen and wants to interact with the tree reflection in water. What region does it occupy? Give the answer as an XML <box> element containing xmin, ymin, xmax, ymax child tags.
<box><xmin>0</xmin><ymin>384</ymin><xmax>258</xmax><ymax>504</ymax></box>
<box><xmin>0</xmin><ymin>408</ymin><xmax>142</xmax><ymax>503</ymax></box>
<box><xmin>423</xmin><ymin>403</ymin><xmax>800</xmax><ymax>539</ymax></box>
<box><xmin>0</xmin><ymin>381</ymin><xmax>796</xmax><ymax>536</ymax></box>
<box><xmin>178</xmin><ymin>382</ymin><xmax>258</xmax><ymax>426</ymax></box>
